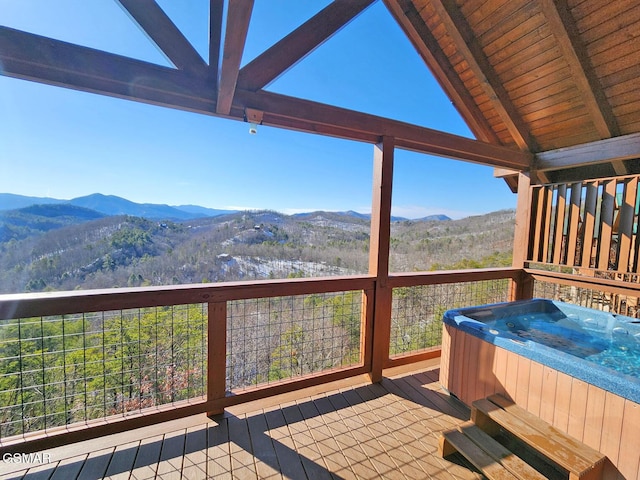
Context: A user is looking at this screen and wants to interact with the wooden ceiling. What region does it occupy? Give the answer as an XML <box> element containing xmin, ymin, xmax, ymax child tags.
<box><xmin>1</xmin><ymin>0</ymin><xmax>639</xmax><ymax>185</ymax></box>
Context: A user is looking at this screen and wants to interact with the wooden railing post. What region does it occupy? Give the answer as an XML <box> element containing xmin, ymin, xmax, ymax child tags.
<box><xmin>207</xmin><ymin>301</ymin><xmax>227</xmax><ymax>417</ymax></box>
<box><xmin>511</xmin><ymin>172</ymin><xmax>533</xmax><ymax>301</ymax></box>
<box><xmin>367</xmin><ymin>136</ymin><xmax>394</xmax><ymax>383</ymax></box>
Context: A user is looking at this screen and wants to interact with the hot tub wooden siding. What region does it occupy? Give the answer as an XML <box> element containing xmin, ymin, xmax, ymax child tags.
<box><xmin>440</xmin><ymin>324</ymin><xmax>640</xmax><ymax>480</ymax></box>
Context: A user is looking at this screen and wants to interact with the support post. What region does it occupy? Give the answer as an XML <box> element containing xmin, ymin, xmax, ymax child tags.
<box><xmin>207</xmin><ymin>301</ymin><xmax>227</xmax><ymax>417</ymax></box>
<box><xmin>367</xmin><ymin>136</ymin><xmax>394</xmax><ymax>383</ymax></box>
<box><xmin>510</xmin><ymin>172</ymin><xmax>534</xmax><ymax>300</ymax></box>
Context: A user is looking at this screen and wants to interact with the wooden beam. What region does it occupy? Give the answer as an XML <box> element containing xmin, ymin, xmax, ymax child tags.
<box><xmin>0</xmin><ymin>27</ymin><xmax>531</xmax><ymax>170</ymax></box>
<box><xmin>369</xmin><ymin>137</ymin><xmax>394</xmax><ymax>382</ymax></box>
<box><xmin>116</xmin><ymin>0</ymin><xmax>207</xmax><ymax>73</ymax></box>
<box><xmin>0</xmin><ymin>27</ymin><xmax>215</xmax><ymax>112</ymax></box>
<box><xmin>540</xmin><ymin>0</ymin><xmax>620</xmax><ymax>141</ymax></box>
<box><xmin>541</xmin><ymin>0</ymin><xmax>626</xmax><ymax>175</ymax></box>
<box><xmin>535</xmin><ymin>132</ymin><xmax>640</xmax><ymax>171</ymax></box>
<box><xmin>209</xmin><ymin>0</ymin><xmax>224</xmax><ymax>85</ymax></box>
<box><xmin>430</xmin><ymin>0</ymin><xmax>538</xmax><ymax>152</ymax></box>
<box><xmin>216</xmin><ymin>0</ymin><xmax>254</xmax><ymax>114</ymax></box>
<box><xmin>237</xmin><ymin>0</ymin><xmax>375</xmax><ymax>91</ymax></box>
<box><xmin>234</xmin><ymin>89</ymin><xmax>532</xmax><ymax>169</ymax></box>
<box><xmin>383</xmin><ymin>0</ymin><xmax>499</xmax><ymax>144</ymax></box>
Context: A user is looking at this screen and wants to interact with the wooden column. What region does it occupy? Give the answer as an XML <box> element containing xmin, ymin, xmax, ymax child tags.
<box><xmin>510</xmin><ymin>172</ymin><xmax>534</xmax><ymax>300</ymax></box>
<box><xmin>367</xmin><ymin>136</ymin><xmax>394</xmax><ymax>383</ymax></box>
<box><xmin>207</xmin><ymin>301</ymin><xmax>227</xmax><ymax>417</ymax></box>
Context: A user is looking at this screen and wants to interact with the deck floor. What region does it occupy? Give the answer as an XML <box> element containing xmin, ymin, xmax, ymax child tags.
<box><xmin>0</xmin><ymin>363</ymin><xmax>483</xmax><ymax>479</ymax></box>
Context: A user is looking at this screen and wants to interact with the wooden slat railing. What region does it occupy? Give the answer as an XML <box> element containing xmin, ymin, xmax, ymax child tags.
<box><xmin>528</xmin><ymin>174</ymin><xmax>640</xmax><ymax>274</ymax></box>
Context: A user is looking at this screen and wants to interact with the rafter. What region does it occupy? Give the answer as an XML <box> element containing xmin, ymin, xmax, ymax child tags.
<box><xmin>430</xmin><ymin>0</ymin><xmax>538</xmax><ymax>152</ymax></box>
<box><xmin>237</xmin><ymin>0</ymin><xmax>376</xmax><ymax>92</ymax></box>
<box><xmin>539</xmin><ymin>0</ymin><xmax>624</xmax><ymax>174</ymax></box>
<box><xmin>383</xmin><ymin>0</ymin><xmax>499</xmax><ymax>144</ymax></box>
<box><xmin>116</xmin><ymin>0</ymin><xmax>206</xmax><ymax>73</ymax></box>
<box><xmin>535</xmin><ymin>132</ymin><xmax>640</xmax><ymax>172</ymax></box>
<box><xmin>209</xmin><ymin>0</ymin><xmax>224</xmax><ymax>86</ymax></box>
<box><xmin>216</xmin><ymin>0</ymin><xmax>254</xmax><ymax>115</ymax></box>
<box><xmin>0</xmin><ymin>26</ymin><xmax>531</xmax><ymax>171</ymax></box>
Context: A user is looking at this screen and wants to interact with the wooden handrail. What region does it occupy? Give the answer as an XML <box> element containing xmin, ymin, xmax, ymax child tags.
<box><xmin>526</xmin><ymin>267</ymin><xmax>640</xmax><ymax>297</ymax></box>
<box><xmin>0</xmin><ymin>275</ymin><xmax>375</xmax><ymax>320</ymax></box>
<box><xmin>388</xmin><ymin>267</ymin><xmax>521</xmax><ymax>288</ymax></box>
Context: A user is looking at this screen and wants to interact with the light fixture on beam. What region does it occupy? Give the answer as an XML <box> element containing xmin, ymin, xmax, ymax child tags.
<box><xmin>244</xmin><ymin>108</ymin><xmax>264</xmax><ymax>135</ymax></box>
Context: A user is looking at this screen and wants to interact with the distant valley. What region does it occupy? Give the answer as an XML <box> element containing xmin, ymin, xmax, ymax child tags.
<box><xmin>0</xmin><ymin>193</ymin><xmax>514</xmax><ymax>294</ymax></box>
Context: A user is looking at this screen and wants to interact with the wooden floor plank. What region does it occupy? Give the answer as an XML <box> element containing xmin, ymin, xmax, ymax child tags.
<box><xmin>246</xmin><ymin>411</ymin><xmax>282</xmax><ymax>480</ymax></box>
<box><xmin>155</xmin><ymin>430</ymin><xmax>186</xmax><ymax>480</ymax></box>
<box><xmin>263</xmin><ymin>407</ymin><xmax>308</xmax><ymax>480</ymax></box>
<box><xmin>103</xmin><ymin>441</ymin><xmax>140</xmax><ymax>480</ymax></box>
<box><xmin>130</xmin><ymin>434</ymin><xmax>163</xmax><ymax>480</ymax></box>
<box><xmin>48</xmin><ymin>455</ymin><xmax>87</xmax><ymax>480</ymax></box>
<box><xmin>1</xmin><ymin>364</ymin><xmax>498</xmax><ymax>480</ymax></box>
<box><xmin>77</xmin><ymin>448</ymin><xmax>114</xmax><ymax>480</ymax></box>
<box><xmin>207</xmin><ymin>417</ymin><xmax>232</xmax><ymax>480</ymax></box>
<box><xmin>181</xmin><ymin>424</ymin><xmax>208</xmax><ymax>480</ymax></box>
<box><xmin>301</xmin><ymin>396</ymin><xmax>356</xmax><ymax>479</ymax></box>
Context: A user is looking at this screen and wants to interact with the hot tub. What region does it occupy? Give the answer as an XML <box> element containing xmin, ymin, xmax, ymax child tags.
<box><xmin>440</xmin><ymin>299</ymin><xmax>640</xmax><ymax>479</ymax></box>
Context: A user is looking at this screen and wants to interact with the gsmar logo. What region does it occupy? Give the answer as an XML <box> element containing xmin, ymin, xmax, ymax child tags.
<box><xmin>2</xmin><ymin>452</ymin><xmax>52</xmax><ymax>464</ymax></box>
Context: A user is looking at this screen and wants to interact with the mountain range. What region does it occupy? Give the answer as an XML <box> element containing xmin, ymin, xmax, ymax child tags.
<box><xmin>0</xmin><ymin>193</ymin><xmax>236</xmax><ymax>220</ymax></box>
<box><xmin>0</xmin><ymin>193</ymin><xmax>451</xmax><ymax>223</ymax></box>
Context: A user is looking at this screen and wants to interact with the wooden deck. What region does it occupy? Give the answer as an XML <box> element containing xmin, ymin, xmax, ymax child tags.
<box><xmin>0</xmin><ymin>361</ymin><xmax>483</xmax><ymax>480</ymax></box>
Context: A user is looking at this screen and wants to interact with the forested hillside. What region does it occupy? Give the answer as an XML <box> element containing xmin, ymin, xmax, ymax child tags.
<box><xmin>0</xmin><ymin>207</ymin><xmax>515</xmax><ymax>294</ymax></box>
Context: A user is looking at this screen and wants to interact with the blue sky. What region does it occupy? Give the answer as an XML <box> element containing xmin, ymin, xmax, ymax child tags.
<box><xmin>0</xmin><ymin>0</ymin><xmax>517</xmax><ymax>219</ymax></box>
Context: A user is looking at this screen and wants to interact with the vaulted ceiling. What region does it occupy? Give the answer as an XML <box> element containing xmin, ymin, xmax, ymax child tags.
<box><xmin>2</xmin><ymin>0</ymin><xmax>639</xmax><ymax>187</ymax></box>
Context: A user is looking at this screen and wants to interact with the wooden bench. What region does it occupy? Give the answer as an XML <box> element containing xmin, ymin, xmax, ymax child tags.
<box><xmin>471</xmin><ymin>394</ymin><xmax>606</xmax><ymax>480</ymax></box>
<box><xmin>439</xmin><ymin>421</ymin><xmax>547</xmax><ymax>480</ymax></box>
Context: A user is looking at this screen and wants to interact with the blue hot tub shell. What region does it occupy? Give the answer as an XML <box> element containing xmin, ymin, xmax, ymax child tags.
<box><xmin>443</xmin><ymin>298</ymin><xmax>640</xmax><ymax>405</ymax></box>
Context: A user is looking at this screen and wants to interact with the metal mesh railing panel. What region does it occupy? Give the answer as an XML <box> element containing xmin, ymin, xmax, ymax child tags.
<box><xmin>0</xmin><ymin>304</ymin><xmax>207</xmax><ymax>438</ymax></box>
<box><xmin>390</xmin><ymin>279</ymin><xmax>511</xmax><ymax>357</ymax></box>
<box><xmin>226</xmin><ymin>291</ymin><xmax>362</xmax><ymax>391</ymax></box>
<box><xmin>533</xmin><ymin>279</ymin><xmax>640</xmax><ymax>318</ymax></box>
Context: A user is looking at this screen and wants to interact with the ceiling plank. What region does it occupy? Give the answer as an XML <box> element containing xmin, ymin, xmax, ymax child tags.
<box><xmin>237</xmin><ymin>0</ymin><xmax>376</xmax><ymax>92</ymax></box>
<box><xmin>535</xmin><ymin>132</ymin><xmax>640</xmax><ymax>171</ymax></box>
<box><xmin>383</xmin><ymin>0</ymin><xmax>499</xmax><ymax>144</ymax></box>
<box><xmin>216</xmin><ymin>0</ymin><xmax>254</xmax><ymax>115</ymax></box>
<box><xmin>430</xmin><ymin>0</ymin><xmax>538</xmax><ymax>152</ymax></box>
<box><xmin>209</xmin><ymin>0</ymin><xmax>224</xmax><ymax>85</ymax></box>
<box><xmin>116</xmin><ymin>0</ymin><xmax>206</xmax><ymax>73</ymax></box>
<box><xmin>233</xmin><ymin>89</ymin><xmax>531</xmax><ymax>169</ymax></box>
<box><xmin>0</xmin><ymin>26</ymin><xmax>531</xmax><ymax>171</ymax></box>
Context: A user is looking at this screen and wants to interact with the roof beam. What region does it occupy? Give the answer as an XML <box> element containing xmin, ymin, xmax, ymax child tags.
<box><xmin>116</xmin><ymin>0</ymin><xmax>207</xmax><ymax>73</ymax></box>
<box><xmin>383</xmin><ymin>0</ymin><xmax>499</xmax><ymax>144</ymax></box>
<box><xmin>0</xmin><ymin>26</ymin><xmax>531</xmax><ymax>170</ymax></box>
<box><xmin>237</xmin><ymin>0</ymin><xmax>375</xmax><ymax>92</ymax></box>
<box><xmin>539</xmin><ymin>0</ymin><xmax>624</xmax><ymax>174</ymax></box>
<box><xmin>0</xmin><ymin>27</ymin><xmax>214</xmax><ymax>111</ymax></box>
<box><xmin>209</xmin><ymin>0</ymin><xmax>224</xmax><ymax>86</ymax></box>
<box><xmin>216</xmin><ymin>0</ymin><xmax>254</xmax><ymax>115</ymax></box>
<box><xmin>430</xmin><ymin>0</ymin><xmax>538</xmax><ymax>152</ymax></box>
<box><xmin>535</xmin><ymin>133</ymin><xmax>640</xmax><ymax>172</ymax></box>
<box><xmin>233</xmin><ymin>89</ymin><xmax>531</xmax><ymax>169</ymax></box>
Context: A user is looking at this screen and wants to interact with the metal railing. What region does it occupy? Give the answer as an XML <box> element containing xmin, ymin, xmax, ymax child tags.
<box><xmin>389</xmin><ymin>277</ymin><xmax>512</xmax><ymax>357</ymax></box>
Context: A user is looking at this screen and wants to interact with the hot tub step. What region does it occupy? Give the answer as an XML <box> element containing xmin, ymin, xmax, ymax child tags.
<box><xmin>439</xmin><ymin>422</ymin><xmax>547</xmax><ymax>480</ymax></box>
<box><xmin>471</xmin><ymin>395</ymin><xmax>606</xmax><ymax>480</ymax></box>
